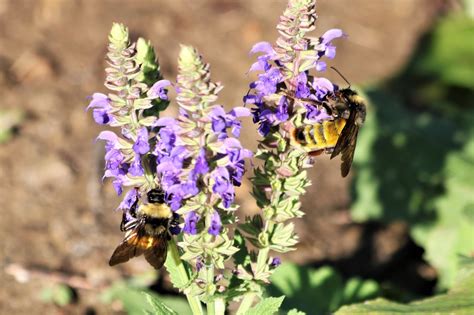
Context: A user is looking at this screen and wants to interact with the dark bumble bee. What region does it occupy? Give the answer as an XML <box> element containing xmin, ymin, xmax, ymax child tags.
<box><xmin>327</xmin><ymin>87</ymin><xmax>366</xmax><ymax>177</ymax></box>
<box><xmin>109</xmin><ymin>188</ymin><xmax>177</xmax><ymax>269</ymax></box>
<box><xmin>289</xmin><ymin>69</ymin><xmax>366</xmax><ymax>177</ymax></box>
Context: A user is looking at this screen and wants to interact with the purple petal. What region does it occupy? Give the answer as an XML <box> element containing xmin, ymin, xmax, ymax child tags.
<box><xmin>149</xmin><ymin>79</ymin><xmax>171</xmax><ymax>100</ymax></box>
<box><xmin>249</xmin><ymin>41</ymin><xmax>274</xmax><ymax>55</ymax></box>
<box><xmin>315</xmin><ymin>61</ymin><xmax>327</xmax><ymax>72</ymax></box>
<box><xmin>133</xmin><ymin>128</ymin><xmax>150</xmax><ymax>155</ymax></box>
<box><xmin>320</xmin><ymin>28</ymin><xmax>345</xmax><ymax>44</ymax></box>
<box><xmin>97</xmin><ymin>130</ymin><xmax>118</xmax><ymax>143</ymax></box>
<box><xmin>155</xmin><ymin>117</ymin><xmax>177</xmax><ymax>127</ymax></box>
<box><xmin>230</xmin><ymin>107</ymin><xmax>251</xmax><ymax>118</ymax></box>
<box><xmin>92</xmin><ymin>108</ymin><xmax>111</xmax><ymax>125</ymax></box>
<box><xmin>208</xmin><ymin>211</ymin><xmax>222</xmax><ymax>236</ymax></box>
<box><xmin>209</xmin><ymin>106</ymin><xmax>226</xmax><ymax>119</ymax></box>
<box><xmin>118</xmin><ymin>189</ymin><xmax>138</xmax><ymax>210</ymax></box>
<box><xmin>325</xmin><ymin>45</ymin><xmax>336</xmax><ymax>59</ymax></box>
<box><xmin>86</xmin><ymin>93</ymin><xmax>109</xmax><ymax>110</ymax></box>
<box><xmin>248</xmin><ymin>61</ymin><xmax>264</xmax><ymax>73</ymax></box>
<box><xmin>183</xmin><ymin>211</ymin><xmax>199</xmax><ymax>235</ymax></box>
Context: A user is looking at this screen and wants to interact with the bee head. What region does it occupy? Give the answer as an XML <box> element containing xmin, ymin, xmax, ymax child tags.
<box><xmin>147</xmin><ymin>188</ymin><xmax>166</xmax><ymax>204</ymax></box>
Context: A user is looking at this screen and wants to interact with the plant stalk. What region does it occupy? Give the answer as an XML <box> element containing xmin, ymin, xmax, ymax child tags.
<box><xmin>167</xmin><ymin>239</ymin><xmax>204</xmax><ymax>315</ymax></box>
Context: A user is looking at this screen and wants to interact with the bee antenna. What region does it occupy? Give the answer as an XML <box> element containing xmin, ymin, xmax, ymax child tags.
<box><xmin>330</xmin><ymin>67</ymin><xmax>351</xmax><ymax>88</ymax></box>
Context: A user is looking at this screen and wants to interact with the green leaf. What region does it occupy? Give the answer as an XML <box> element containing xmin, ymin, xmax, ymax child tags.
<box><xmin>351</xmin><ymin>88</ymin><xmax>474</xmax><ymax>288</ymax></box>
<box><xmin>418</xmin><ymin>14</ymin><xmax>474</xmax><ymax>89</ymax></box>
<box><xmin>40</xmin><ymin>284</ymin><xmax>74</xmax><ymax>306</ymax></box>
<box><xmin>287</xmin><ymin>309</ymin><xmax>306</xmax><ymax>315</ymax></box>
<box><xmin>245</xmin><ymin>296</ymin><xmax>285</xmax><ymax>315</ymax></box>
<box><xmin>0</xmin><ymin>109</ymin><xmax>24</xmax><ymax>144</ymax></box>
<box><xmin>335</xmin><ymin>259</ymin><xmax>474</xmax><ymax>314</ymax></box>
<box><xmin>101</xmin><ymin>279</ymin><xmax>191</xmax><ymax>315</ymax></box>
<box><xmin>164</xmin><ymin>239</ymin><xmax>192</xmax><ymax>290</ymax></box>
<box><xmin>109</xmin><ymin>23</ymin><xmax>129</xmax><ymax>49</ymax></box>
<box><xmin>268</xmin><ymin>263</ymin><xmax>379</xmax><ymax>315</ymax></box>
<box><xmin>411</xmin><ymin>129</ymin><xmax>474</xmax><ymax>288</ymax></box>
<box><xmin>144</xmin><ymin>293</ymin><xmax>178</xmax><ymax>315</ymax></box>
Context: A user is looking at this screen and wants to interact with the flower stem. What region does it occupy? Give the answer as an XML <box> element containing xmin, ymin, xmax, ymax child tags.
<box><xmin>213</xmin><ymin>298</ymin><xmax>226</xmax><ymax>315</ymax></box>
<box><xmin>167</xmin><ymin>239</ymin><xmax>204</xmax><ymax>315</ymax></box>
<box><xmin>236</xmin><ymin>293</ymin><xmax>255</xmax><ymax>315</ymax></box>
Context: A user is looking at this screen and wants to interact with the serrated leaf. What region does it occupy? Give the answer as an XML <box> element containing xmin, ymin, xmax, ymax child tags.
<box><xmin>101</xmin><ymin>278</ymin><xmax>191</xmax><ymax>315</ymax></box>
<box><xmin>287</xmin><ymin>309</ymin><xmax>306</xmax><ymax>315</ymax></box>
<box><xmin>268</xmin><ymin>263</ymin><xmax>379</xmax><ymax>315</ymax></box>
<box><xmin>351</xmin><ymin>88</ymin><xmax>474</xmax><ymax>288</ymax></box>
<box><xmin>144</xmin><ymin>293</ymin><xmax>179</xmax><ymax>315</ymax></box>
<box><xmin>164</xmin><ymin>239</ymin><xmax>191</xmax><ymax>290</ymax></box>
<box><xmin>245</xmin><ymin>296</ymin><xmax>285</xmax><ymax>315</ymax></box>
<box><xmin>335</xmin><ymin>260</ymin><xmax>474</xmax><ymax>314</ymax></box>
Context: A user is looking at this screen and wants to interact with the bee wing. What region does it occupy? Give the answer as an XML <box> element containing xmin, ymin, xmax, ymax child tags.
<box><xmin>109</xmin><ymin>226</ymin><xmax>150</xmax><ymax>266</ymax></box>
<box><xmin>144</xmin><ymin>234</ymin><xmax>169</xmax><ymax>269</ymax></box>
<box><xmin>331</xmin><ymin>110</ymin><xmax>360</xmax><ymax>177</ymax></box>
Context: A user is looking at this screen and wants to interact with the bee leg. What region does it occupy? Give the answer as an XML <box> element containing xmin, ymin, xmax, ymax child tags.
<box><xmin>308</xmin><ymin>149</ymin><xmax>324</xmax><ymax>157</ymax></box>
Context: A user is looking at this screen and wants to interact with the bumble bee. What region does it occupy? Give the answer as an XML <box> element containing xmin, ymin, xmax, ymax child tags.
<box><xmin>290</xmin><ymin>88</ymin><xmax>366</xmax><ymax>177</ymax></box>
<box><xmin>109</xmin><ymin>188</ymin><xmax>173</xmax><ymax>269</ymax></box>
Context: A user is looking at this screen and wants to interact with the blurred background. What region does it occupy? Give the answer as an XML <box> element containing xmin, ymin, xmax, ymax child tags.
<box><xmin>1</xmin><ymin>0</ymin><xmax>473</xmax><ymax>314</ymax></box>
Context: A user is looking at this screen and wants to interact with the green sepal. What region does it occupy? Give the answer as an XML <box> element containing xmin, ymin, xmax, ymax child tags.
<box><xmin>135</xmin><ymin>37</ymin><xmax>161</xmax><ymax>86</ymax></box>
<box><xmin>269</xmin><ymin>223</ymin><xmax>298</xmax><ymax>252</ymax></box>
<box><xmin>133</xmin><ymin>98</ymin><xmax>153</xmax><ymax>110</ymax></box>
<box><xmin>139</xmin><ymin>116</ymin><xmax>158</xmax><ymax>127</ymax></box>
<box><xmin>109</xmin><ymin>23</ymin><xmax>129</xmax><ymax>50</ymax></box>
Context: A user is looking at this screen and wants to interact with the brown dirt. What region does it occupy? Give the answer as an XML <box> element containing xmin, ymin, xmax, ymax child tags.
<box><xmin>0</xmin><ymin>0</ymin><xmax>442</xmax><ymax>313</ymax></box>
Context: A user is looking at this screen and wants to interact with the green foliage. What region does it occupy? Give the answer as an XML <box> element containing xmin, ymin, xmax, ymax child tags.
<box><xmin>164</xmin><ymin>238</ymin><xmax>192</xmax><ymax>290</ymax></box>
<box><xmin>101</xmin><ymin>273</ymin><xmax>191</xmax><ymax>315</ymax></box>
<box><xmin>40</xmin><ymin>284</ymin><xmax>74</xmax><ymax>306</ymax></box>
<box><xmin>245</xmin><ymin>296</ymin><xmax>285</xmax><ymax>315</ymax></box>
<box><xmin>287</xmin><ymin>309</ymin><xmax>306</xmax><ymax>315</ymax></box>
<box><xmin>352</xmin><ymin>11</ymin><xmax>474</xmax><ymax>288</ymax></box>
<box><xmin>335</xmin><ymin>258</ymin><xmax>474</xmax><ymax>314</ymax></box>
<box><xmin>416</xmin><ymin>14</ymin><xmax>474</xmax><ymax>89</ymax></box>
<box><xmin>0</xmin><ymin>109</ymin><xmax>24</xmax><ymax>143</ymax></box>
<box><xmin>267</xmin><ymin>263</ymin><xmax>379</xmax><ymax>314</ymax></box>
<box><xmin>144</xmin><ymin>293</ymin><xmax>178</xmax><ymax>315</ymax></box>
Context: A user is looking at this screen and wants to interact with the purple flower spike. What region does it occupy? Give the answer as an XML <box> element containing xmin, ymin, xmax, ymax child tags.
<box><xmin>208</xmin><ymin>211</ymin><xmax>222</xmax><ymax>236</ymax></box>
<box><xmin>183</xmin><ymin>211</ymin><xmax>199</xmax><ymax>235</ymax></box>
<box><xmin>133</xmin><ymin>127</ymin><xmax>150</xmax><ymax>155</ymax></box>
<box><xmin>149</xmin><ymin>79</ymin><xmax>171</xmax><ymax>100</ymax></box>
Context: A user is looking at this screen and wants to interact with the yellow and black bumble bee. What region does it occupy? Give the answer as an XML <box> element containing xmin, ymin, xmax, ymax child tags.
<box><xmin>109</xmin><ymin>188</ymin><xmax>174</xmax><ymax>269</ymax></box>
<box><xmin>290</xmin><ymin>88</ymin><xmax>367</xmax><ymax>177</ymax></box>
